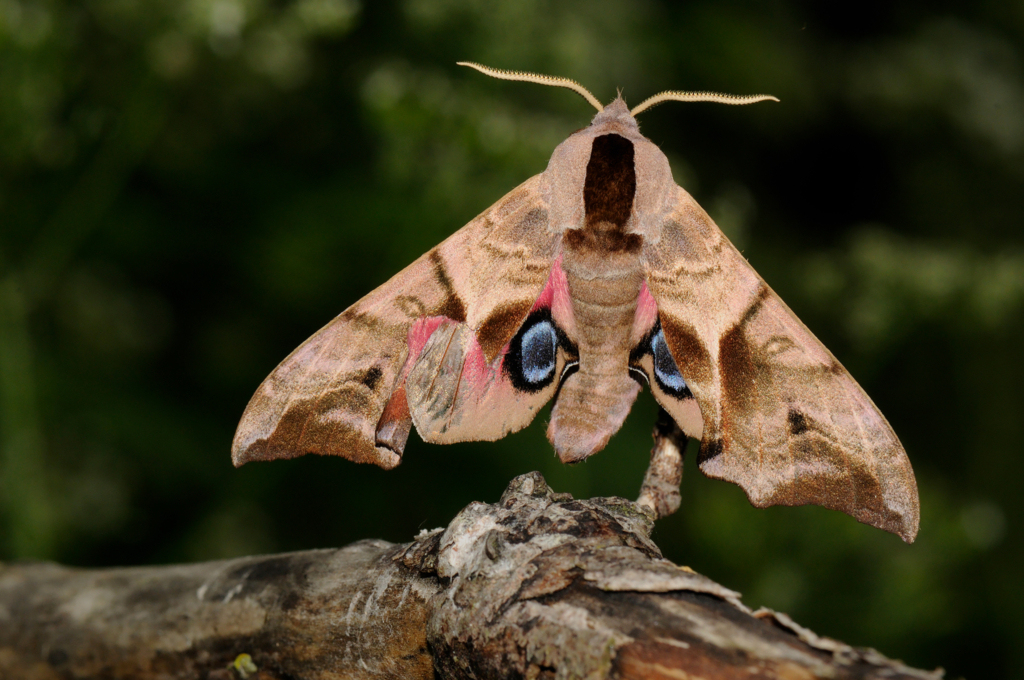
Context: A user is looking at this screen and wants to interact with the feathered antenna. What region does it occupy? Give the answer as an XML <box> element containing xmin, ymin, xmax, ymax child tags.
<box><xmin>457</xmin><ymin>62</ymin><xmax>604</xmax><ymax>113</ymax></box>
<box><xmin>631</xmin><ymin>90</ymin><xmax>779</xmax><ymax>116</ymax></box>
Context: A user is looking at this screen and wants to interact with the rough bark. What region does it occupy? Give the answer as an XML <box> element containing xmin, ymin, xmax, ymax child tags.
<box><xmin>0</xmin><ymin>540</ymin><xmax>436</xmax><ymax>680</ymax></box>
<box><xmin>0</xmin><ymin>472</ymin><xmax>942</xmax><ymax>680</ymax></box>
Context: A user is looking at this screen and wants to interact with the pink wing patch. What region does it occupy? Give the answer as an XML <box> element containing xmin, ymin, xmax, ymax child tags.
<box><xmin>374</xmin><ymin>315</ymin><xmax>452</xmax><ymax>455</ymax></box>
<box><xmin>531</xmin><ymin>255</ymin><xmax>576</xmax><ymax>337</ymax></box>
<box><xmin>630</xmin><ymin>281</ymin><xmax>659</xmax><ymax>345</ymax></box>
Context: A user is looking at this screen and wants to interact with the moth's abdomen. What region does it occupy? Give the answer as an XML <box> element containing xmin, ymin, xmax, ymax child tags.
<box><xmin>547</xmin><ymin>254</ymin><xmax>645</xmax><ymax>462</ymax></box>
<box><xmin>548</xmin><ymin>367</ymin><xmax>640</xmax><ymax>462</ymax></box>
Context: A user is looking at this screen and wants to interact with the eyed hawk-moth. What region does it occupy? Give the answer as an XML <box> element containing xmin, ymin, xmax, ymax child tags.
<box><xmin>232</xmin><ymin>63</ymin><xmax>920</xmax><ymax>542</ymax></box>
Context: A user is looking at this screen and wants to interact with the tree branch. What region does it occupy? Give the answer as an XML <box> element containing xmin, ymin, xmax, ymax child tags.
<box><xmin>0</xmin><ymin>473</ymin><xmax>942</xmax><ymax>680</ymax></box>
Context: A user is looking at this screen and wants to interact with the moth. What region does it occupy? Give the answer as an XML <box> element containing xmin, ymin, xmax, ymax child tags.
<box><xmin>233</xmin><ymin>63</ymin><xmax>920</xmax><ymax>542</ymax></box>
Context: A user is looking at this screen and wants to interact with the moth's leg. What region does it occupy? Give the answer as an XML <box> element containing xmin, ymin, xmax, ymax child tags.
<box><xmin>637</xmin><ymin>408</ymin><xmax>687</xmax><ymax>519</ymax></box>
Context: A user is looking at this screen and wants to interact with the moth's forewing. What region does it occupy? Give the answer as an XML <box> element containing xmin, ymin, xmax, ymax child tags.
<box><xmin>643</xmin><ymin>186</ymin><xmax>919</xmax><ymax>542</ymax></box>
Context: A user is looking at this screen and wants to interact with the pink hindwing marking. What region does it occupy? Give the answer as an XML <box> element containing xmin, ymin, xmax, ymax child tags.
<box><xmin>630</xmin><ymin>281</ymin><xmax>659</xmax><ymax>346</ymax></box>
<box><xmin>459</xmin><ymin>330</ymin><xmax>496</xmax><ymax>391</ymax></box>
<box><xmin>530</xmin><ymin>255</ymin><xmax>576</xmax><ymax>338</ymax></box>
<box><xmin>408</xmin><ymin>316</ymin><xmax>448</xmax><ymax>358</ymax></box>
<box><xmin>403</xmin><ymin>314</ymin><xmax>510</xmax><ymax>405</ymax></box>
<box><xmin>448</xmin><ymin>259</ymin><xmax>573</xmax><ymax>412</ymax></box>
<box><xmin>376</xmin><ymin>315</ymin><xmax>451</xmax><ymax>436</ymax></box>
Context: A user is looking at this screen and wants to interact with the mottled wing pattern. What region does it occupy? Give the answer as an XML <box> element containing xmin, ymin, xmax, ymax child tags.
<box><xmin>435</xmin><ymin>176</ymin><xmax>558</xmax><ymax>362</ymax></box>
<box><xmin>642</xmin><ymin>185</ymin><xmax>920</xmax><ymax>541</ymax></box>
<box><xmin>231</xmin><ymin>175</ymin><xmax>558</xmax><ymax>469</ymax></box>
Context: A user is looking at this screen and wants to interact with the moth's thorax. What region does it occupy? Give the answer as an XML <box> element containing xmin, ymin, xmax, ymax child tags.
<box><xmin>543</xmin><ymin>97</ymin><xmax>675</xmax><ymax>238</ymax></box>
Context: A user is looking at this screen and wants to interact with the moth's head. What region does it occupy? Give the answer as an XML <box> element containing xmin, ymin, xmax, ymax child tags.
<box><xmin>590</xmin><ymin>96</ymin><xmax>636</xmax><ymax>127</ymax></box>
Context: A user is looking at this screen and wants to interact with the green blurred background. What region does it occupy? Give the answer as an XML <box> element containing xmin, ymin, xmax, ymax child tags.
<box><xmin>1</xmin><ymin>0</ymin><xmax>1021</xmax><ymax>676</ymax></box>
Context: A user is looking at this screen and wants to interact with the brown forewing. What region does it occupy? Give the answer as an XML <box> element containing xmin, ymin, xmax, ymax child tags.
<box><xmin>643</xmin><ymin>185</ymin><xmax>920</xmax><ymax>542</ymax></box>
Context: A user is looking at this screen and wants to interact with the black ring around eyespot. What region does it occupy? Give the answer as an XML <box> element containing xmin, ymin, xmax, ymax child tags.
<box><xmin>629</xmin><ymin>319</ymin><xmax>693</xmax><ymax>399</ymax></box>
<box><xmin>505</xmin><ymin>309</ymin><xmax>571</xmax><ymax>393</ymax></box>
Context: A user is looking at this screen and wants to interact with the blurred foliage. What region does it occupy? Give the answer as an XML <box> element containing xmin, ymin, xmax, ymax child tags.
<box><xmin>1</xmin><ymin>0</ymin><xmax>1022</xmax><ymax>677</ymax></box>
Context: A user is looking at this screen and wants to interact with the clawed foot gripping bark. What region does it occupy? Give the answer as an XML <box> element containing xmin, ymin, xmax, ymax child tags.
<box><xmin>0</xmin><ymin>473</ymin><xmax>940</xmax><ymax>679</ymax></box>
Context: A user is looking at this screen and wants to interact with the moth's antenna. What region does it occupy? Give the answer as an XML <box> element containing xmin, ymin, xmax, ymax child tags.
<box><xmin>458</xmin><ymin>61</ymin><xmax>604</xmax><ymax>113</ymax></box>
<box><xmin>631</xmin><ymin>90</ymin><xmax>779</xmax><ymax>116</ymax></box>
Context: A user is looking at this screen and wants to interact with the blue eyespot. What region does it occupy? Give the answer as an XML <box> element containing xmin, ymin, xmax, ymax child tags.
<box><xmin>520</xmin><ymin>320</ymin><xmax>557</xmax><ymax>385</ymax></box>
<box><xmin>652</xmin><ymin>328</ymin><xmax>688</xmax><ymax>394</ymax></box>
<box><xmin>505</xmin><ymin>310</ymin><xmax>567</xmax><ymax>393</ymax></box>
